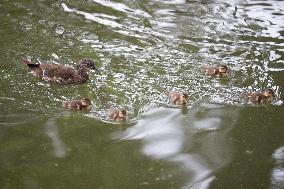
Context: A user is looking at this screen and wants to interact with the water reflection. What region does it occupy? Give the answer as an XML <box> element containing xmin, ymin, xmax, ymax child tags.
<box><xmin>241</xmin><ymin>0</ymin><xmax>284</xmax><ymax>38</ymax></box>
<box><xmin>44</xmin><ymin>116</ymin><xmax>66</xmax><ymax>158</ymax></box>
<box><xmin>92</xmin><ymin>0</ymin><xmax>151</xmax><ymax>18</ymax></box>
<box><xmin>61</xmin><ymin>3</ymin><xmax>123</xmax><ymax>28</ymax></box>
<box><xmin>117</xmin><ymin>104</ymin><xmax>238</xmax><ymax>188</ymax></box>
<box><xmin>271</xmin><ymin>146</ymin><xmax>284</xmax><ymax>189</ymax></box>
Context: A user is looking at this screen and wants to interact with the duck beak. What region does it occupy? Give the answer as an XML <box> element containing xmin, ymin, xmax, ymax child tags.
<box><xmin>91</xmin><ymin>65</ymin><xmax>100</xmax><ymax>72</ymax></box>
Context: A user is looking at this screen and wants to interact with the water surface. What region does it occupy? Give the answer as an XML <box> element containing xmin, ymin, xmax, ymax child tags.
<box><xmin>0</xmin><ymin>0</ymin><xmax>284</xmax><ymax>188</ymax></box>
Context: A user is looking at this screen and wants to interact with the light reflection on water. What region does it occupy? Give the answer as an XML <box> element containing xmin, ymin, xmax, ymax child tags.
<box><xmin>240</xmin><ymin>0</ymin><xmax>284</xmax><ymax>39</ymax></box>
<box><xmin>44</xmin><ymin>117</ymin><xmax>66</xmax><ymax>158</ymax></box>
<box><xmin>116</xmin><ymin>104</ymin><xmax>237</xmax><ymax>188</ymax></box>
<box><xmin>92</xmin><ymin>0</ymin><xmax>151</xmax><ymax>18</ymax></box>
<box><xmin>271</xmin><ymin>146</ymin><xmax>284</xmax><ymax>189</ymax></box>
<box><xmin>61</xmin><ymin>3</ymin><xmax>123</xmax><ymax>28</ymax></box>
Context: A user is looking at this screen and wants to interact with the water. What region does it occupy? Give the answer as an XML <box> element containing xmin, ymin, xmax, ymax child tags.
<box><xmin>0</xmin><ymin>0</ymin><xmax>284</xmax><ymax>188</ymax></box>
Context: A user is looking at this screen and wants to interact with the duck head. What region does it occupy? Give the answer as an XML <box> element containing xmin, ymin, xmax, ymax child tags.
<box><xmin>218</xmin><ymin>65</ymin><xmax>228</xmax><ymax>74</ymax></box>
<box><xmin>77</xmin><ymin>59</ymin><xmax>99</xmax><ymax>72</ymax></box>
<box><xmin>81</xmin><ymin>98</ymin><xmax>92</xmax><ymax>106</ymax></box>
<box><xmin>118</xmin><ymin>109</ymin><xmax>127</xmax><ymax>120</ymax></box>
<box><xmin>263</xmin><ymin>89</ymin><xmax>275</xmax><ymax>98</ymax></box>
<box><xmin>180</xmin><ymin>93</ymin><xmax>189</xmax><ymax>105</ymax></box>
<box><xmin>114</xmin><ymin>109</ymin><xmax>127</xmax><ymax>121</ymax></box>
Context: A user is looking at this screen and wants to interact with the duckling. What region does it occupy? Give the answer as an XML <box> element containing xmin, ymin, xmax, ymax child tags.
<box><xmin>241</xmin><ymin>89</ymin><xmax>275</xmax><ymax>103</ymax></box>
<box><xmin>202</xmin><ymin>65</ymin><xmax>228</xmax><ymax>77</ymax></box>
<box><xmin>108</xmin><ymin>108</ymin><xmax>128</xmax><ymax>122</ymax></box>
<box><xmin>21</xmin><ymin>57</ymin><xmax>99</xmax><ymax>84</ymax></box>
<box><xmin>168</xmin><ymin>92</ymin><xmax>189</xmax><ymax>105</ymax></box>
<box><xmin>63</xmin><ymin>98</ymin><xmax>92</xmax><ymax>110</ymax></box>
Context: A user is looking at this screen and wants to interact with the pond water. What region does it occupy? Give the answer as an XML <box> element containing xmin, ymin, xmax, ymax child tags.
<box><xmin>0</xmin><ymin>0</ymin><xmax>284</xmax><ymax>188</ymax></box>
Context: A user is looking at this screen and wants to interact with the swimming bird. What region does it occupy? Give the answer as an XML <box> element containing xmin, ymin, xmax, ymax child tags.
<box><xmin>202</xmin><ymin>65</ymin><xmax>228</xmax><ymax>77</ymax></box>
<box><xmin>63</xmin><ymin>98</ymin><xmax>92</xmax><ymax>110</ymax></box>
<box><xmin>20</xmin><ymin>57</ymin><xmax>99</xmax><ymax>84</ymax></box>
<box><xmin>168</xmin><ymin>92</ymin><xmax>189</xmax><ymax>105</ymax></box>
<box><xmin>108</xmin><ymin>108</ymin><xmax>128</xmax><ymax>122</ymax></box>
<box><xmin>241</xmin><ymin>89</ymin><xmax>275</xmax><ymax>103</ymax></box>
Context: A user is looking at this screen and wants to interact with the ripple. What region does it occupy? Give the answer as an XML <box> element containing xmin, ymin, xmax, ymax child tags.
<box><xmin>61</xmin><ymin>3</ymin><xmax>123</xmax><ymax>28</ymax></box>
<box><xmin>0</xmin><ymin>114</ymin><xmax>40</xmax><ymax>126</ymax></box>
<box><xmin>240</xmin><ymin>0</ymin><xmax>284</xmax><ymax>39</ymax></box>
<box><xmin>92</xmin><ymin>0</ymin><xmax>151</xmax><ymax>18</ymax></box>
<box><xmin>1</xmin><ymin>0</ymin><xmax>282</xmax><ymax>122</ymax></box>
<box><xmin>1</xmin><ymin>0</ymin><xmax>284</xmax><ymax>188</ymax></box>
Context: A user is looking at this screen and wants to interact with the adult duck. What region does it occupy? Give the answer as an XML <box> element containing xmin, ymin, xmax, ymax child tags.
<box><xmin>21</xmin><ymin>57</ymin><xmax>99</xmax><ymax>84</ymax></box>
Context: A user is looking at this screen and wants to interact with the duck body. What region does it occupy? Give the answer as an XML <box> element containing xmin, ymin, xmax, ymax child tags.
<box><xmin>63</xmin><ymin>98</ymin><xmax>92</xmax><ymax>110</ymax></box>
<box><xmin>21</xmin><ymin>57</ymin><xmax>98</xmax><ymax>84</ymax></box>
<box><xmin>241</xmin><ymin>89</ymin><xmax>274</xmax><ymax>103</ymax></box>
<box><xmin>108</xmin><ymin>108</ymin><xmax>127</xmax><ymax>122</ymax></box>
<box><xmin>202</xmin><ymin>65</ymin><xmax>228</xmax><ymax>77</ymax></box>
<box><xmin>168</xmin><ymin>92</ymin><xmax>189</xmax><ymax>105</ymax></box>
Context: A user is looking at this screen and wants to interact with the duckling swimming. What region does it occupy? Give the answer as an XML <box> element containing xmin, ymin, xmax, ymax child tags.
<box><xmin>108</xmin><ymin>108</ymin><xmax>128</xmax><ymax>122</ymax></box>
<box><xmin>168</xmin><ymin>92</ymin><xmax>189</xmax><ymax>105</ymax></box>
<box><xmin>241</xmin><ymin>89</ymin><xmax>275</xmax><ymax>103</ymax></box>
<box><xmin>202</xmin><ymin>65</ymin><xmax>228</xmax><ymax>77</ymax></box>
<box><xmin>63</xmin><ymin>98</ymin><xmax>92</xmax><ymax>110</ymax></box>
<box><xmin>21</xmin><ymin>57</ymin><xmax>99</xmax><ymax>84</ymax></box>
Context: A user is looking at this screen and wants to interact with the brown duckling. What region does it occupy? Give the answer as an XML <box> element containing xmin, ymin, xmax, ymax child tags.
<box><xmin>202</xmin><ymin>65</ymin><xmax>228</xmax><ymax>77</ymax></box>
<box><xmin>108</xmin><ymin>108</ymin><xmax>128</xmax><ymax>122</ymax></box>
<box><xmin>63</xmin><ymin>98</ymin><xmax>92</xmax><ymax>110</ymax></box>
<box><xmin>241</xmin><ymin>88</ymin><xmax>275</xmax><ymax>103</ymax></box>
<box><xmin>21</xmin><ymin>57</ymin><xmax>99</xmax><ymax>84</ymax></box>
<box><xmin>168</xmin><ymin>92</ymin><xmax>189</xmax><ymax>105</ymax></box>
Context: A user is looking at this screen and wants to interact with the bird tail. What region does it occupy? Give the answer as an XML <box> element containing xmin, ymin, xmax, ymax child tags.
<box><xmin>20</xmin><ymin>57</ymin><xmax>40</xmax><ymax>68</ymax></box>
<box><xmin>21</xmin><ymin>57</ymin><xmax>32</xmax><ymax>64</ymax></box>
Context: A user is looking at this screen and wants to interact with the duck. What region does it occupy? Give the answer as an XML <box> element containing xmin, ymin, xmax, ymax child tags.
<box><xmin>20</xmin><ymin>57</ymin><xmax>99</xmax><ymax>84</ymax></box>
<box><xmin>241</xmin><ymin>88</ymin><xmax>275</xmax><ymax>103</ymax></box>
<box><xmin>202</xmin><ymin>65</ymin><xmax>228</xmax><ymax>77</ymax></box>
<box><xmin>168</xmin><ymin>92</ymin><xmax>189</xmax><ymax>105</ymax></box>
<box><xmin>63</xmin><ymin>98</ymin><xmax>92</xmax><ymax>110</ymax></box>
<box><xmin>108</xmin><ymin>108</ymin><xmax>128</xmax><ymax>122</ymax></box>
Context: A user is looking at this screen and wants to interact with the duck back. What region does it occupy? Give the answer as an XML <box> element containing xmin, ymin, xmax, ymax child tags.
<box><xmin>21</xmin><ymin>58</ymin><xmax>89</xmax><ymax>84</ymax></box>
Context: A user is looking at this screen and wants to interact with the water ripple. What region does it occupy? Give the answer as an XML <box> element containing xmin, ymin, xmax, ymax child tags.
<box><xmin>61</xmin><ymin>3</ymin><xmax>123</xmax><ymax>28</ymax></box>
<box><xmin>92</xmin><ymin>0</ymin><xmax>151</xmax><ymax>18</ymax></box>
<box><xmin>1</xmin><ymin>0</ymin><xmax>282</xmax><ymax>122</ymax></box>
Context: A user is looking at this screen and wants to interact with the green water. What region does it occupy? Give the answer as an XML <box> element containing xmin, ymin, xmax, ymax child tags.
<box><xmin>0</xmin><ymin>0</ymin><xmax>284</xmax><ymax>188</ymax></box>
